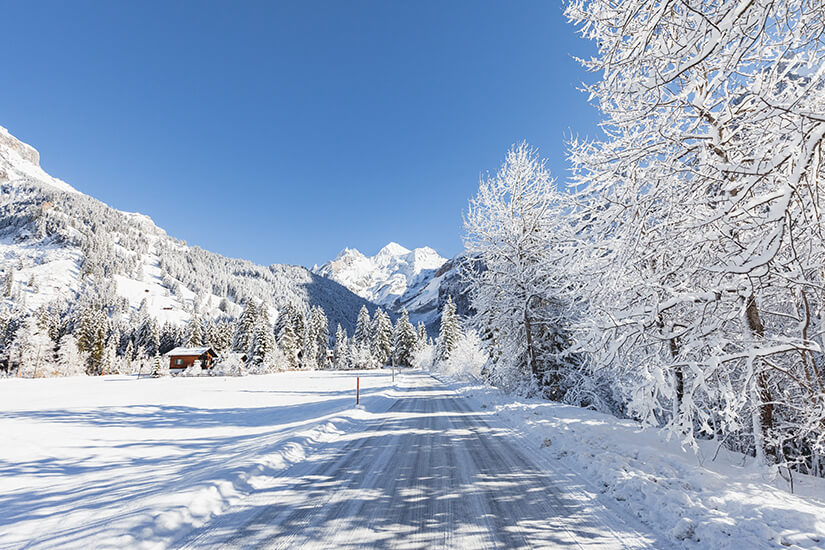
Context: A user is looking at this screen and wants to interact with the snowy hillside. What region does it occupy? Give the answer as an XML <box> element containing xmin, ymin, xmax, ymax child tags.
<box><xmin>0</xmin><ymin>125</ymin><xmax>375</xmax><ymax>334</ymax></box>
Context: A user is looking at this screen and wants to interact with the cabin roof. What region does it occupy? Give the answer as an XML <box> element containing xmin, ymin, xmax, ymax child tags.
<box><xmin>166</xmin><ymin>346</ymin><xmax>214</xmax><ymax>357</ymax></box>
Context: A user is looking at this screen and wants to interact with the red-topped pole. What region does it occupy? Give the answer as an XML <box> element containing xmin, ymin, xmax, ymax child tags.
<box><xmin>356</xmin><ymin>376</ymin><xmax>360</xmax><ymax>405</ymax></box>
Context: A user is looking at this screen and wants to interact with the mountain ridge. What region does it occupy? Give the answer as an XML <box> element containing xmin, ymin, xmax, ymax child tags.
<box><xmin>0</xmin><ymin>125</ymin><xmax>377</xmax><ymax>334</ymax></box>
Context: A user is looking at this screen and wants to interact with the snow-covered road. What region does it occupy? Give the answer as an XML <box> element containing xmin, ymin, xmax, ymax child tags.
<box><xmin>178</xmin><ymin>372</ymin><xmax>660</xmax><ymax>549</ymax></box>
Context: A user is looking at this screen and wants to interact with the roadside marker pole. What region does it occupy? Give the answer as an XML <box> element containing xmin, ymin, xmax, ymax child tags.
<box><xmin>356</xmin><ymin>376</ymin><xmax>360</xmax><ymax>405</ymax></box>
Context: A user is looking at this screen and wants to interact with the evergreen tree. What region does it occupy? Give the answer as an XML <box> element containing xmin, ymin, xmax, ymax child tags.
<box><xmin>292</xmin><ymin>307</ymin><xmax>306</xmax><ymax>352</ymax></box>
<box><xmin>159</xmin><ymin>322</ymin><xmax>178</xmax><ymax>355</ymax></box>
<box><xmin>278</xmin><ymin>323</ymin><xmax>300</xmax><ymax>369</ymax></box>
<box><xmin>186</xmin><ymin>313</ymin><xmax>203</xmax><ymax>347</ymax></box>
<box><xmin>333</xmin><ymin>324</ymin><xmax>348</xmax><ymax>369</ymax></box>
<box><xmin>2</xmin><ymin>270</ymin><xmax>13</xmax><ymax>297</ymax></box>
<box><xmin>393</xmin><ymin>309</ymin><xmax>417</xmax><ymax>368</ymax></box>
<box><xmin>371</xmin><ymin>309</ymin><xmax>393</xmax><ymax>366</ymax></box>
<box><xmin>354</xmin><ymin>306</ymin><xmax>372</xmax><ymax>349</ymax></box>
<box><xmin>437</xmin><ymin>296</ymin><xmax>461</xmax><ymax>361</ymax></box>
<box><xmin>416</xmin><ymin>322</ymin><xmax>428</xmax><ymax>348</ymax></box>
<box><xmin>146</xmin><ymin>319</ymin><xmax>160</xmax><ymax>358</ymax></box>
<box><xmin>310</xmin><ymin>306</ymin><xmax>329</xmax><ymax>368</ymax></box>
<box><xmin>123</xmin><ymin>339</ymin><xmax>135</xmax><ymax>372</ymax></box>
<box><xmin>248</xmin><ymin>311</ymin><xmax>277</xmax><ymax>368</ymax></box>
<box><xmin>232</xmin><ymin>300</ymin><xmax>257</xmax><ymax>353</ymax></box>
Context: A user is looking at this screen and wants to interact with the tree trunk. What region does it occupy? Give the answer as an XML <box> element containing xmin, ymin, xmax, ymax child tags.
<box><xmin>524</xmin><ymin>302</ymin><xmax>537</xmax><ymax>378</ymax></box>
<box><xmin>744</xmin><ymin>293</ymin><xmax>774</xmax><ymax>464</ymax></box>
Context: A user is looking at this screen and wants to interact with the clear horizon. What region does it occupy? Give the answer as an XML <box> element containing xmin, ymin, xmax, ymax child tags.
<box><xmin>1</xmin><ymin>1</ymin><xmax>599</xmax><ymax>267</ymax></box>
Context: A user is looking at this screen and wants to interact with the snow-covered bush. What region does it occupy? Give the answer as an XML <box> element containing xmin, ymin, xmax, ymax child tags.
<box><xmin>247</xmin><ymin>345</ymin><xmax>288</xmax><ymax>375</ymax></box>
<box><xmin>179</xmin><ymin>360</ymin><xmax>203</xmax><ymax>377</ymax></box>
<box><xmin>348</xmin><ymin>344</ymin><xmax>376</xmax><ymax>369</ymax></box>
<box><xmin>433</xmin><ymin>331</ymin><xmax>488</xmax><ymax>382</ymax></box>
<box><xmin>411</xmin><ymin>341</ymin><xmax>435</xmax><ymax>370</ymax></box>
<box><xmin>209</xmin><ymin>352</ymin><xmax>247</xmax><ymax>377</ymax></box>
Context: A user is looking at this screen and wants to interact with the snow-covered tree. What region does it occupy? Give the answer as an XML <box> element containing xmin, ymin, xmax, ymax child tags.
<box><xmin>566</xmin><ymin>0</ymin><xmax>825</xmax><ymax>467</ymax></box>
<box><xmin>333</xmin><ymin>324</ymin><xmax>349</xmax><ymax>369</ymax></box>
<box><xmin>278</xmin><ymin>322</ymin><xmax>300</xmax><ymax>370</ymax></box>
<box><xmin>247</xmin><ymin>307</ymin><xmax>277</xmax><ymax>369</ymax></box>
<box><xmin>232</xmin><ymin>300</ymin><xmax>257</xmax><ymax>353</ymax></box>
<box><xmin>371</xmin><ymin>308</ymin><xmax>393</xmax><ymax>366</ymax></box>
<box><xmin>16</xmin><ymin>315</ymin><xmax>53</xmax><ymax>378</ymax></box>
<box><xmin>308</xmin><ymin>306</ymin><xmax>329</xmax><ymax>368</ymax></box>
<box><xmin>464</xmin><ymin>143</ymin><xmax>576</xmax><ymax>393</ymax></box>
<box><xmin>2</xmin><ymin>270</ymin><xmax>13</xmax><ymax>297</ymax></box>
<box><xmin>393</xmin><ymin>309</ymin><xmax>417</xmax><ymax>368</ymax></box>
<box><xmin>436</xmin><ymin>296</ymin><xmax>461</xmax><ymax>362</ymax></box>
<box><xmin>185</xmin><ymin>313</ymin><xmax>203</xmax><ymax>347</ymax></box>
<box><xmin>55</xmin><ymin>333</ymin><xmax>85</xmax><ymax>377</ymax></box>
<box><xmin>353</xmin><ymin>306</ymin><xmax>372</xmax><ymax>350</ymax></box>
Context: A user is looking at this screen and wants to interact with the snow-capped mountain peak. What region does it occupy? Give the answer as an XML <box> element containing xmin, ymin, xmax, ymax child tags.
<box><xmin>314</xmin><ymin>242</ymin><xmax>447</xmax><ymax>309</ymax></box>
<box><xmin>376</xmin><ymin>242</ymin><xmax>411</xmax><ymax>258</ymax></box>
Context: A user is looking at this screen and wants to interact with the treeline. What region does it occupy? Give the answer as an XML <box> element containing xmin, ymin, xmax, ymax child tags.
<box><xmin>460</xmin><ymin>1</ymin><xmax>825</xmax><ymax>479</ymax></box>
<box><xmin>329</xmin><ymin>305</ymin><xmax>429</xmax><ymax>370</ymax></box>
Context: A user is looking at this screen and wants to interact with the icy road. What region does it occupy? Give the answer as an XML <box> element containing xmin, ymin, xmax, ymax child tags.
<box><xmin>178</xmin><ymin>372</ymin><xmax>661</xmax><ymax>549</ymax></box>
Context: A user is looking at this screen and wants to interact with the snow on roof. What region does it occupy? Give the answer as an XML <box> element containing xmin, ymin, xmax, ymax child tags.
<box><xmin>166</xmin><ymin>346</ymin><xmax>213</xmax><ymax>357</ymax></box>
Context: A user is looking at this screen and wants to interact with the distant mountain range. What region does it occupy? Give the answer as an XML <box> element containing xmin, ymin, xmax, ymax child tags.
<box><xmin>0</xmin><ymin>125</ymin><xmax>377</xmax><ymax>334</ymax></box>
<box><xmin>314</xmin><ymin>243</ymin><xmax>477</xmax><ymax>331</ymax></box>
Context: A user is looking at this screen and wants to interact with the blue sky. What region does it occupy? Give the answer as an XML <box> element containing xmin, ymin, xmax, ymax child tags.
<box><xmin>1</xmin><ymin>1</ymin><xmax>599</xmax><ymax>267</ymax></box>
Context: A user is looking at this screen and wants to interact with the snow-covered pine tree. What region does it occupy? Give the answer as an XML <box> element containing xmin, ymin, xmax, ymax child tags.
<box><xmin>436</xmin><ymin>296</ymin><xmax>461</xmax><ymax>362</ymax></box>
<box><xmin>247</xmin><ymin>306</ymin><xmax>278</xmax><ymax>370</ymax></box>
<box><xmin>333</xmin><ymin>324</ymin><xmax>348</xmax><ymax>369</ymax></box>
<box><xmin>278</xmin><ymin>322</ymin><xmax>300</xmax><ymax>370</ymax></box>
<box><xmin>122</xmin><ymin>338</ymin><xmax>134</xmax><ymax>373</ymax></box>
<box><xmin>416</xmin><ymin>322</ymin><xmax>427</xmax><ymax>348</ymax></box>
<box><xmin>393</xmin><ymin>309</ymin><xmax>417</xmax><ymax>368</ymax></box>
<box><xmin>232</xmin><ymin>300</ymin><xmax>257</xmax><ymax>353</ymax></box>
<box><xmin>2</xmin><ymin>270</ymin><xmax>13</xmax><ymax>297</ymax></box>
<box><xmin>371</xmin><ymin>308</ymin><xmax>393</xmax><ymax>366</ymax></box>
<box><xmin>159</xmin><ymin>322</ymin><xmax>177</xmax><ymax>355</ymax></box>
<box><xmin>186</xmin><ymin>313</ymin><xmax>203</xmax><ymax>347</ymax></box>
<box><xmin>353</xmin><ymin>306</ymin><xmax>371</xmax><ymax>349</ymax></box>
<box><xmin>310</xmin><ymin>306</ymin><xmax>329</xmax><ymax>368</ymax></box>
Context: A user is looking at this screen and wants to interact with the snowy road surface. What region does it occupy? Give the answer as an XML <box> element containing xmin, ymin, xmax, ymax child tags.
<box><xmin>178</xmin><ymin>372</ymin><xmax>660</xmax><ymax>549</ymax></box>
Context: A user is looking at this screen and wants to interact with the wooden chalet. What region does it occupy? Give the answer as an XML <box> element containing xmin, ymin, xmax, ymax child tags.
<box><xmin>166</xmin><ymin>346</ymin><xmax>216</xmax><ymax>371</ymax></box>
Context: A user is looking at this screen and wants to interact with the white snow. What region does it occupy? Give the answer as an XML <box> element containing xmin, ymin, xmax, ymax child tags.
<box><xmin>432</xmin><ymin>372</ymin><xmax>825</xmax><ymax>550</ymax></box>
<box><xmin>0</xmin><ymin>371</ymin><xmax>399</xmax><ymax>549</ymax></box>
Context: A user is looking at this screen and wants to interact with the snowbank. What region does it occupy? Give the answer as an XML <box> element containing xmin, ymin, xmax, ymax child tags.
<box><xmin>434</xmin><ymin>374</ymin><xmax>825</xmax><ymax>550</ymax></box>
<box><xmin>0</xmin><ymin>370</ymin><xmax>399</xmax><ymax>549</ymax></box>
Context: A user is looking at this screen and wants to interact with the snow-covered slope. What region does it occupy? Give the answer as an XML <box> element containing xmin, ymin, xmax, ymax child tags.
<box><xmin>313</xmin><ymin>242</ymin><xmax>447</xmax><ymax>309</ymax></box>
<box><xmin>0</xmin><ymin>126</ymin><xmax>375</xmax><ymax>333</ymax></box>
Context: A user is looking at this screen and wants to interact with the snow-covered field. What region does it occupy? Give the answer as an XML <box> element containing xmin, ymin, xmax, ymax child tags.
<box><xmin>0</xmin><ymin>371</ymin><xmax>397</xmax><ymax>549</ymax></box>
<box><xmin>3</xmin><ymin>370</ymin><xmax>824</xmax><ymax>549</ymax></box>
<box><xmin>433</xmin><ymin>372</ymin><xmax>825</xmax><ymax>550</ymax></box>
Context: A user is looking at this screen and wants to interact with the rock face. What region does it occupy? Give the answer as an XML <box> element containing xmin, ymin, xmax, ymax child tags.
<box><xmin>0</xmin><ymin>126</ymin><xmax>77</xmax><ymax>194</ymax></box>
<box><xmin>0</xmin><ymin>126</ymin><xmax>40</xmax><ymax>166</ymax></box>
